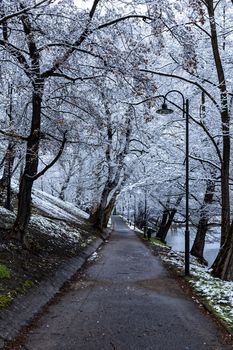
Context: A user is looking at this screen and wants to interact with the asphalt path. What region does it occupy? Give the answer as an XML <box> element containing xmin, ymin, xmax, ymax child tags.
<box><xmin>19</xmin><ymin>216</ymin><xmax>231</xmax><ymax>350</ymax></box>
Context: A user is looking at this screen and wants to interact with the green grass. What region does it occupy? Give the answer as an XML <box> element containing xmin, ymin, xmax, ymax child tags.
<box><xmin>20</xmin><ymin>279</ymin><xmax>34</xmax><ymax>292</ymax></box>
<box><xmin>0</xmin><ymin>294</ymin><xmax>13</xmax><ymax>308</ymax></box>
<box><xmin>11</xmin><ymin>279</ymin><xmax>34</xmax><ymax>295</ymax></box>
<box><xmin>150</xmin><ymin>237</ymin><xmax>168</xmax><ymax>247</ymax></box>
<box><xmin>0</xmin><ymin>279</ymin><xmax>34</xmax><ymax>309</ymax></box>
<box><xmin>0</xmin><ymin>264</ymin><xmax>11</xmax><ymax>279</ymax></box>
<box><xmin>139</xmin><ymin>233</ymin><xmax>169</xmax><ymax>248</ymax></box>
<box><xmin>190</xmin><ymin>278</ymin><xmax>233</xmax><ymax>331</ymax></box>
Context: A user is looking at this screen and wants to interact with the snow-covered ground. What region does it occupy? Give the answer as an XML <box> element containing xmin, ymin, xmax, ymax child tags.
<box><xmin>0</xmin><ymin>189</ymin><xmax>92</xmax><ymax>249</ymax></box>
<box><xmin>29</xmin><ymin>214</ymin><xmax>81</xmax><ymax>243</ymax></box>
<box><xmin>161</xmin><ymin>250</ymin><xmax>233</xmax><ymax>331</ymax></box>
<box><xmin>32</xmin><ymin>188</ymin><xmax>89</xmax><ymax>222</ymax></box>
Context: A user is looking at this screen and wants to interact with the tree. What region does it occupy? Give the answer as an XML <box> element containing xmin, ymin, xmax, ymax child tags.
<box><xmin>190</xmin><ymin>177</ymin><xmax>216</xmax><ymax>265</ymax></box>
<box><xmin>0</xmin><ymin>0</ymin><xmax>153</xmax><ymax>241</ymax></box>
<box><xmin>156</xmin><ymin>195</ymin><xmax>183</xmax><ymax>243</ymax></box>
<box><xmin>90</xmin><ymin>100</ymin><xmax>133</xmax><ymax>230</ymax></box>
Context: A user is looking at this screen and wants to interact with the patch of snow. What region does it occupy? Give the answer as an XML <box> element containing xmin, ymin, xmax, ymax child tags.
<box><xmin>30</xmin><ymin>214</ymin><xmax>81</xmax><ymax>243</ymax></box>
<box><xmin>160</xmin><ymin>249</ymin><xmax>233</xmax><ymax>329</ymax></box>
<box><xmin>88</xmin><ymin>251</ymin><xmax>98</xmax><ymax>261</ymax></box>
<box><xmin>32</xmin><ymin>188</ymin><xmax>89</xmax><ymax>223</ymax></box>
<box><xmin>0</xmin><ymin>207</ymin><xmax>15</xmax><ymax>217</ymax></box>
<box><xmin>0</xmin><ymin>186</ymin><xmax>88</xmax><ymax>244</ymax></box>
<box><xmin>107</xmin><ymin>217</ymin><xmax>112</xmax><ymax>228</ymax></box>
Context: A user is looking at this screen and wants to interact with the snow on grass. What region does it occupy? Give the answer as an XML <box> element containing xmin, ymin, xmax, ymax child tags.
<box><xmin>30</xmin><ymin>214</ymin><xmax>81</xmax><ymax>243</ymax></box>
<box><xmin>160</xmin><ymin>249</ymin><xmax>233</xmax><ymax>331</ymax></box>
<box><xmin>32</xmin><ymin>188</ymin><xmax>89</xmax><ymax>223</ymax></box>
<box><xmin>0</xmin><ymin>207</ymin><xmax>15</xmax><ymax>217</ymax></box>
<box><xmin>150</xmin><ymin>237</ymin><xmax>170</xmax><ymax>248</ymax></box>
<box><xmin>0</xmin><ymin>207</ymin><xmax>82</xmax><ymax>245</ymax></box>
<box><xmin>0</xmin><ymin>188</ymin><xmax>91</xmax><ymax>245</ymax></box>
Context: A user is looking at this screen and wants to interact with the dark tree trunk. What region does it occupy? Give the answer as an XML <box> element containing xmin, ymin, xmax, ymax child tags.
<box><xmin>211</xmin><ymin>221</ymin><xmax>233</xmax><ymax>280</ymax></box>
<box><xmin>156</xmin><ymin>208</ymin><xmax>169</xmax><ymax>242</ymax></box>
<box><xmin>9</xmin><ymin>9</ymin><xmax>45</xmax><ymax>242</ymax></box>
<box><xmin>13</xmin><ymin>177</ymin><xmax>34</xmax><ymax>241</ymax></box>
<box><xmin>190</xmin><ymin>179</ymin><xmax>215</xmax><ymax>264</ymax></box>
<box><xmin>156</xmin><ymin>196</ymin><xmax>182</xmax><ymax>243</ymax></box>
<box><xmin>206</xmin><ymin>0</ymin><xmax>233</xmax><ymax>280</ymax></box>
<box><xmin>90</xmin><ymin>186</ymin><xmax>109</xmax><ymax>230</ymax></box>
<box><xmin>207</xmin><ymin>0</ymin><xmax>230</xmax><ymax>245</ymax></box>
<box><xmin>12</xmin><ymin>84</ymin><xmax>43</xmax><ymax>241</ymax></box>
<box><xmin>191</xmin><ymin>217</ymin><xmax>208</xmax><ymax>264</ymax></box>
<box><xmin>102</xmin><ymin>193</ymin><xmax>117</xmax><ymax>228</ymax></box>
<box><xmin>157</xmin><ymin>208</ymin><xmax>177</xmax><ymax>243</ymax></box>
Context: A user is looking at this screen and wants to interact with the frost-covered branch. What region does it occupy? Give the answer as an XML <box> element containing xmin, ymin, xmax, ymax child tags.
<box><xmin>0</xmin><ymin>0</ymin><xmax>51</xmax><ymax>25</ymax></box>
<box><xmin>140</xmin><ymin>69</ymin><xmax>220</xmax><ymax>110</ymax></box>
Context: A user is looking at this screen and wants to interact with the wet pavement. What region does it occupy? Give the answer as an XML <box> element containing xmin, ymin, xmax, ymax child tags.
<box><xmin>18</xmin><ymin>216</ymin><xmax>231</xmax><ymax>350</ymax></box>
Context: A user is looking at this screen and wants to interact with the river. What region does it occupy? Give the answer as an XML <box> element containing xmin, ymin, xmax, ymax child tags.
<box><xmin>166</xmin><ymin>227</ymin><xmax>220</xmax><ymax>266</ymax></box>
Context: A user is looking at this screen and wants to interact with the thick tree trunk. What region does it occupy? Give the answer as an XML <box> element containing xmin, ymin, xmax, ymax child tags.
<box><xmin>102</xmin><ymin>193</ymin><xmax>117</xmax><ymax>228</ymax></box>
<box><xmin>12</xmin><ymin>177</ymin><xmax>34</xmax><ymax>241</ymax></box>
<box><xmin>156</xmin><ymin>196</ymin><xmax>182</xmax><ymax>243</ymax></box>
<box><xmin>211</xmin><ymin>221</ymin><xmax>233</xmax><ymax>280</ymax></box>
<box><xmin>206</xmin><ymin>0</ymin><xmax>233</xmax><ymax>280</ymax></box>
<box><xmin>156</xmin><ymin>208</ymin><xmax>169</xmax><ymax>241</ymax></box>
<box><xmin>157</xmin><ymin>208</ymin><xmax>177</xmax><ymax>243</ymax></box>
<box><xmin>12</xmin><ymin>84</ymin><xmax>43</xmax><ymax>241</ymax></box>
<box><xmin>90</xmin><ymin>186</ymin><xmax>109</xmax><ymax>230</ymax></box>
<box><xmin>191</xmin><ymin>217</ymin><xmax>208</xmax><ymax>265</ymax></box>
<box><xmin>190</xmin><ymin>179</ymin><xmax>215</xmax><ymax>264</ymax></box>
<box><xmin>9</xmin><ymin>9</ymin><xmax>45</xmax><ymax>243</ymax></box>
<box><xmin>207</xmin><ymin>0</ymin><xmax>230</xmax><ymax>245</ymax></box>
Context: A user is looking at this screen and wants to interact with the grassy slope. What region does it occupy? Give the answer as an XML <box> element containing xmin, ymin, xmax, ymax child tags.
<box><xmin>0</xmin><ymin>189</ymin><xmax>98</xmax><ymax>309</ymax></box>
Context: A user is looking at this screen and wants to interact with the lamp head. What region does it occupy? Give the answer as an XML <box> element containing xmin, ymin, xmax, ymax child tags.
<box><xmin>156</xmin><ymin>102</ymin><xmax>174</xmax><ymax>115</ymax></box>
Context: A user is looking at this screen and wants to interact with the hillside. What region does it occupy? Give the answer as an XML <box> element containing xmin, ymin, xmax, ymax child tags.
<box><xmin>0</xmin><ymin>189</ymin><xmax>99</xmax><ymax>309</ymax></box>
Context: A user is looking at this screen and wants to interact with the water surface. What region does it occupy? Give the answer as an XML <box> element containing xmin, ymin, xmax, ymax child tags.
<box><xmin>166</xmin><ymin>228</ymin><xmax>220</xmax><ymax>266</ymax></box>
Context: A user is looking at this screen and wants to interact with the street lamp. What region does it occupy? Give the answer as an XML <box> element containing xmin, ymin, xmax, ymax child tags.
<box><xmin>156</xmin><ymin>90</ymin><xmax>190</xmax><ymax>276</ymax></box>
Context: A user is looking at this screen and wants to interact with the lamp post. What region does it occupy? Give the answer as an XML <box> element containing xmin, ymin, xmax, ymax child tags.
<box><xmin>156</xmin><ymin>90</ymin><xmax>190</xmax><ymax>276</ymax></box>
